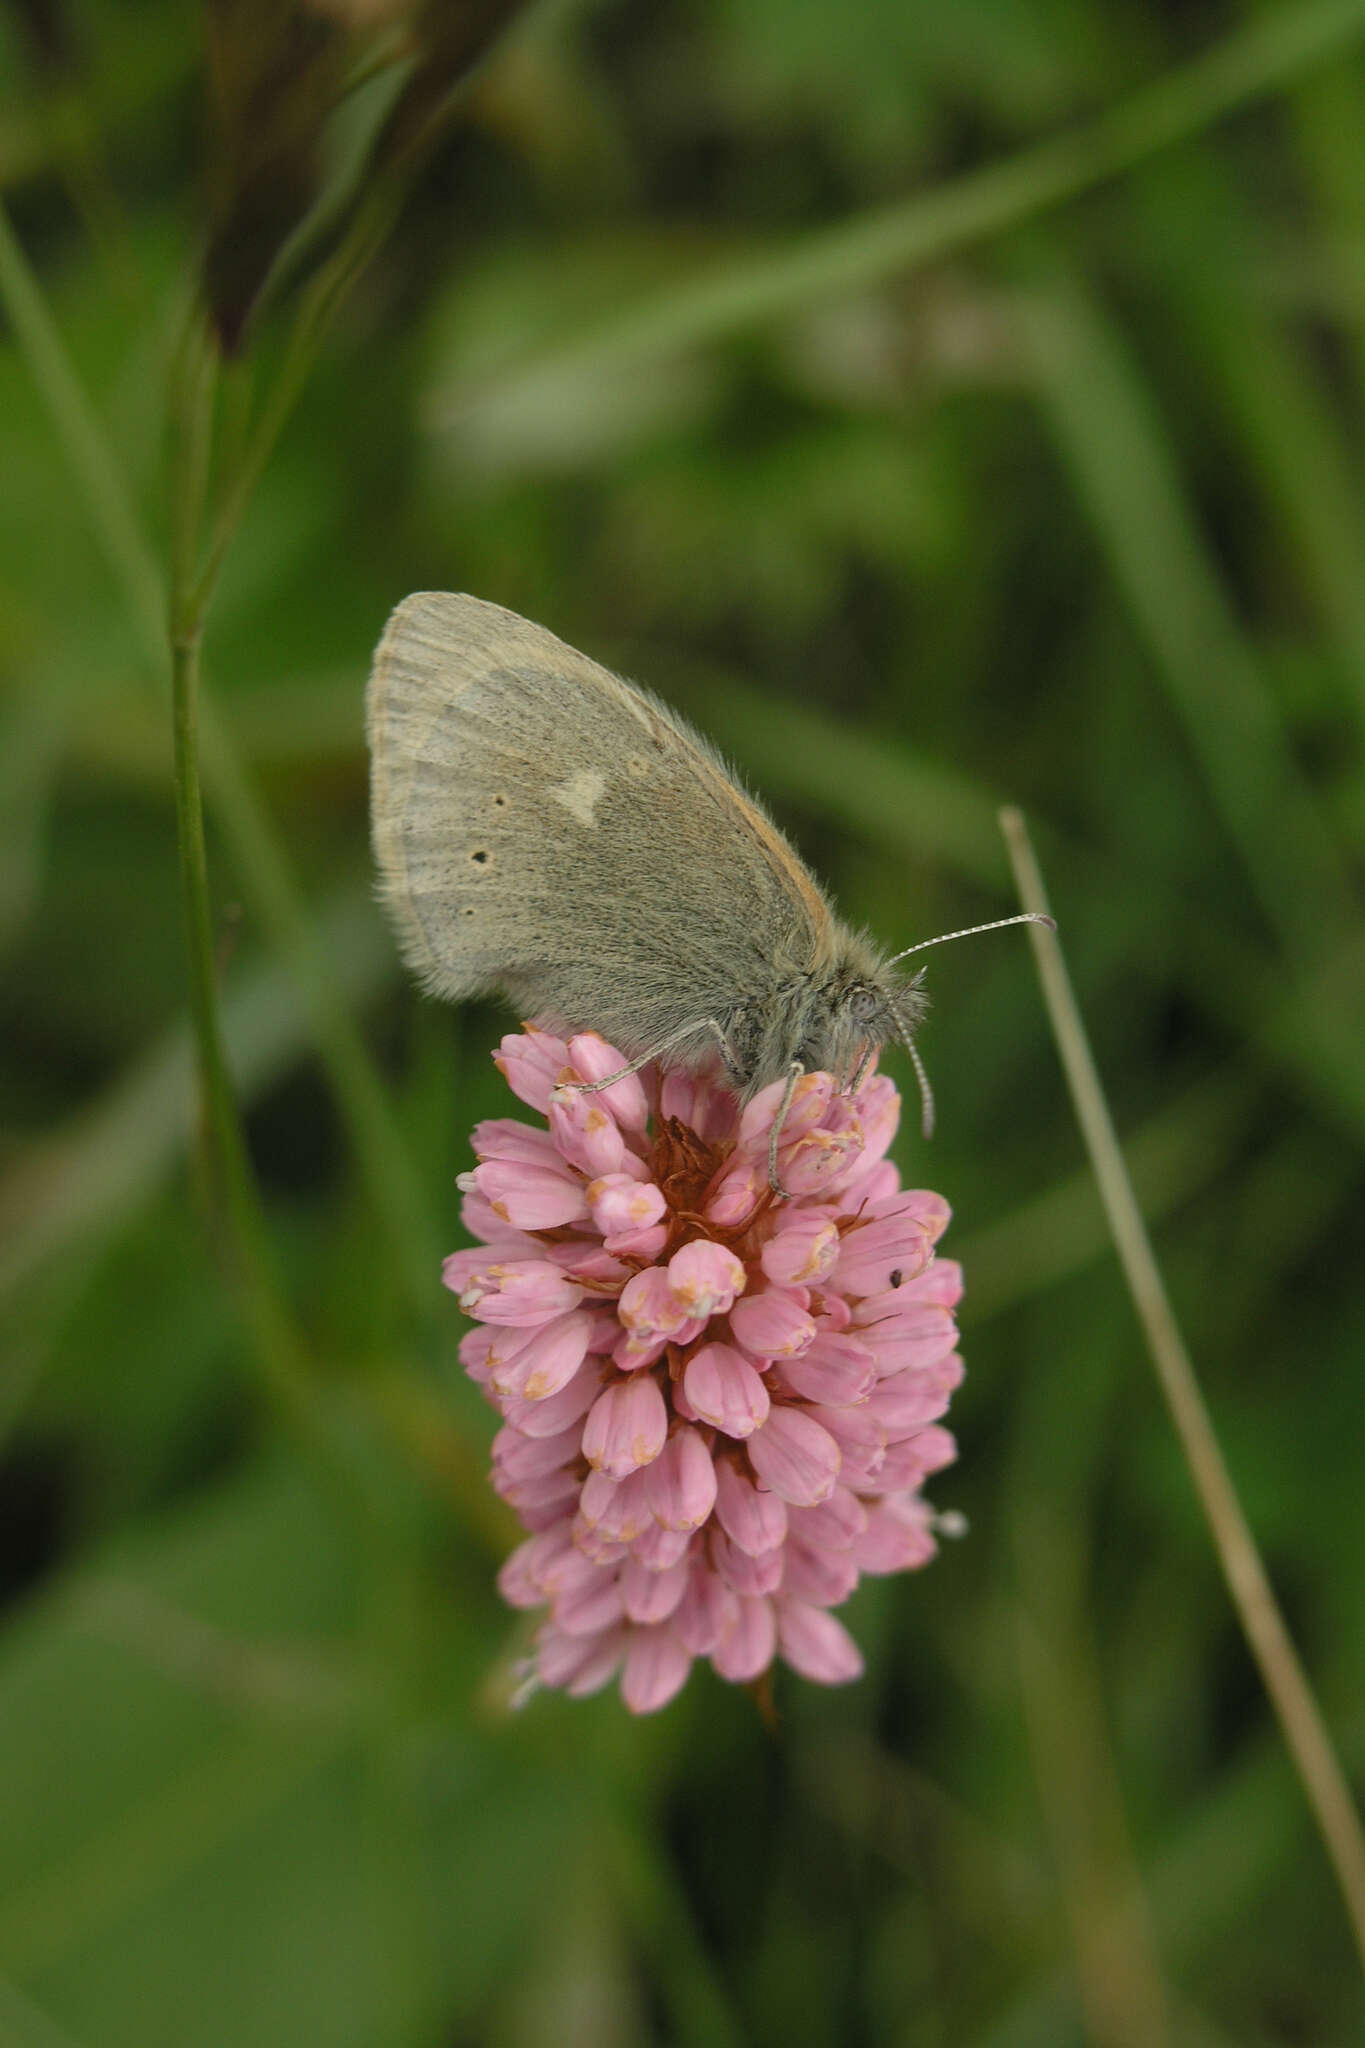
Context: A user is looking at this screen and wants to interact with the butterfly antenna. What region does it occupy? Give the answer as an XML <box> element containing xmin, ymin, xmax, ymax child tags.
<box><xmin>886</xmin><ymin>910</ymin><xmax>1054</xmax><ymax>968</ymax></box>
<box><xmin>889</xmin><ymin>996</ymin><xmax>935</xmax><ymax>1139</ymax></box>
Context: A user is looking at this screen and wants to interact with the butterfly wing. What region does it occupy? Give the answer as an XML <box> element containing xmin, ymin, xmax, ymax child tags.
<box><xmin>367</xmin><ymin>593</ymin><xmax>832</xmax><ymax>1056</ymax></box>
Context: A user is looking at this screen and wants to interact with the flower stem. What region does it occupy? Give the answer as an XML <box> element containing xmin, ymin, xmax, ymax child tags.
<box><xmin>999</xmin><ymin>803</ymin><xmax>1365</xmax><ymax>1979</ymax></box>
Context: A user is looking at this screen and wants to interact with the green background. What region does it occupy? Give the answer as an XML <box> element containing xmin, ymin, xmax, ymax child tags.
<box><xmin>3</xmin><ymin>1</ymin><xmax>1364</xmax><ymax>2041</ymax></box>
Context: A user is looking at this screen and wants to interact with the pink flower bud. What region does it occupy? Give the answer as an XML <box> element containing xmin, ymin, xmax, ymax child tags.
<box><xmin>585</xmin><ymin>1173</ymin><xmax>668</xmax><ymax>1251</ymax></box>
<box><xmin>759</xmin><ymin>1211</ymin><xmax>839</xmax><ymax>1285</ymax></box>
<box><xmin>714</xmin><ymin>1458</ymin><xmax>788</xmax><ymax>1555</ymax></box>
<box><xmin>643</xmin><ymin>1427</ymin><xmax>718</xmax><ymax>1531</ymax></box>
<box><xmin>621</xmin><ymin>1626</ymin><xmax>693</xmax><ymax>1714</ymax></box>
<box><xmin>781</xmin><ymin>1533</ymin><xmax>858</xmax><ymax>1608</ymax></box>
<box><xmin>548</xmin><ymin>1086</ymin><xmax>626</xmax><ymax>1178</ymax></box>
<box><xmin>855</xmin><ymin>1497</ymin><xmax>938</xmax><ymax>1574</ymax></box>
<box><xmin>666</xmin><ymin>1240</ymin><xmax>746</xmax><ymax>1318</ymax></box>
<box><xmin>565</xmin><ymin>1033</ymin><xmax>651</xmax><ymax>1132</ymax></box>
<box><xmin>702</xmin><ymin>1155</ymin><xmax>768</xmax><ymax>1228</ymax></box>
<box><xmin>709</xmin><ymin>1527</ymin><xmax>784</xmax><ymax>1598</ymax></box>
<box><xmin>774</xmin><ymin>1332</ymin><xmax>876</xmax><ymax>1406</ymax></box>
<box><xmin>674</xmin><ymin>1559</ymin><xmax>738</xmax><ymax>1655</ymax></box>
<box><xmin>582</xmin><ymin>1374</ymin><xmax>669</xmax><ymax>1479</ymax></box>
<box><xmin>444</xmin><ymin>1254</ymin><xmax>584</xmax><ymax>1326</ymax></box>
<box><xmin>682</xmin><ymin>1343</ymin><xmax>770</xmax><ymax>1438</ymax></box>
<box><xmin>493</xmin><ymin>1027</ymin><xmax>569</xmax><ymax>1111</ymax></box>
<box><xmin>489</xmin><ymin>1310</ymin><xmax>594</xmax><ymax>1401</ymax></box>
<box><xmin>863</xmin><ymin>1356</ymin><xmax>963</xmax><ymax>1434</ymax></box>
<box><xmin>776</xmin><ymin>1599</ymin><xmax>864</xmax><ymax>1684</ymax></box>
<box><xmin>747</xmin><ymin>1405</ymin><xmax>841</xmax><ymax>1506</ymax></box>
<box><xmin>621</xmin><ymin>1556</ymin><xmax>690</xmax><ymax>1625</ymax></box>
<box><xmin>712</xmin><ymin>1595</ymin><xmax>777</xmax><ymax>1682</ymax></box>
<box><xmin>730</xmin><ymin>1288</ymin><xmax>816</xmax><ymax>1359</ymax></box>
<box><xmin>616</xmin><ymin>1266</ymin><xmax>696</xmax><ymax>1360</ymax></box>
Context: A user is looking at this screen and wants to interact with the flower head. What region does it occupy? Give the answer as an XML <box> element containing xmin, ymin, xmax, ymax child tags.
<box><xmin>445</xmin><ymin>1026</ymin><xmax>963</xmax><ymax>1714</ymax></box>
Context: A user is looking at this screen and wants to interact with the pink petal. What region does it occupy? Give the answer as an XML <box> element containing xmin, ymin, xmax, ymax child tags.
<box><xmin>787</xmin><ymin>1485</ymin><xmax>867</xmax><ymax>1551</ymax></box>
<box><xmin>872</xmin><ymin>1426</ymin><xmax>957</xmax><ymax>1490</ymax></box>
<box><xmin>775</xmin><ymin>1332</ymin><xmax>876</xmax><ymax>1406</ymax></box>
<box><xmin>849</xmin><ymin>1158</ymin><xmax>899</xmax><ymax>1204</ymax></box>
<box><xmin>563</xmin><ymin>1633</ymin><xmax>629</xmax><ymax>1697</ymax></box>
<box><xmin>855</xmin><ymin>1496</ymin><xmax>938</xmax><ymax>1574</ymax></box>
<box><xmin>730</xmin><ymin>1289</ymin><xmax>816</xmax><ymax>1359</ymax></box>
<box><xmin>494</xmin><ymin>1027</ymin><xmax>570</xmax><ymax>1112</ymax></box>
<box><xmin>644</xmin><ymin>1427</ymin><xmax>718</xmax><ymax>1531</ymax></box>
<box><xmin>566</xmin><ymin>1032</ymin><xmax>651</xmax><ymax>1132</ymax></box>
<box><xmin>709</xmin><ymin>1526</ymin><xmax>784</xmax><ymax>1598</ymax></box>
<box><xmin>759</xmin><ymin>1212</ymin><xmax>839</xmax><ymax>1286</ymax></box>
<box><xmin>805</xmin><ymin>1401</ymin><xmax>885</xmax><ymax>1487</ymax></box>
<box><xmin>547</xmin><ymin>1242</ymin><xmax>632</xmax><ymax>1290</ymax></box>
<box><xmin>497</xmin><ymin>1524</ymin><xmax>577</xmax><ymax>1609</ymax></box>
<box><xmin>621</xmin><ymin>1627</ymin><xmax>693</xmax><ymax>1713</ymax></box>
<box><xmin>501</xmin><ymin>1357</ymin><xmax>602</xmax><ymax>1439</ymax></box>
<box><xmin>621</xmin><ymin>1555</ymin><xmax>690</xmax><ymax>1624</ymax></box>
<box><xmin>862</xmin><ymin>1357</ymin><xmax>962</xmax><ymax>1434</ymax></box>
<box><xmin>548</xmin><ymin>1086</ymin><xmax>626</xmax><ymax>1177</ymax></box>
<box><xmin>553</xmin><ymin>1569</ymin><xmax>626</xmax><ymax>1637</ymax></box>
<box><xmin>469</xmin><ymin>1118</ymin><xmax>563</xmax><ymax>1168</ymax></box>
<box><xmin>896</xmin><ymin>1257</ymin><xmax>963</xmax><ymax>1309</ymax></box>
<box><xmin>445</xmin><ymin>1254</ymin><xmax>584</xmax><ymax>1326</ymax></box>
<box><xmin>832</xmin><ymin>1216</ymin><xmax>934</xmax><ymax>1298</ymax></box>
<box><xmin>586</xmin><ymin>1172</ymin><xmax>667</xmax><ymax>1243</ymax></box>
<box><xmin>711</xmin><ymin>1594</ymin><xmax>777</xmax><ymax>1683</ymax></box>
<box><xmin>781</xmin><ymin>1533</ymin><xmax>859</xmax><ymax>1608</ymax></box>
<box><xmin>673</xmin><ymin>1559</ymin><xmax>738</xmax><ymax>1655</ymax></box>
<box><xmin>666</xmin><ymin>1240</ymin><xmax>746</xmax><ymax>1318</ymax></box>
<box><xmin>535</xmin><ymin>1620</ymin><xmax>621</xmax><ymax>1690</ymax></box>
<box><xmin>489</xmin><ymin>1310</ymin><xmax>595</xmax><ymax>1401</ymax></box>
<box><xmin>629</xmin><ymin>1521</ymin><xmax>694</xmax><ymax>1572</ymax></box>
<box><xmin>579</xmin><ymin>1467</ymin><xmax>654</xmax><ymax>1542</ymax></box>
<box><xmin>747</xmin><ymin>1405</ymin><xmax>841</xmax><ymax>1506</ymax></box>
<box><xmin>714</xmin><ymin>1458</ymin><xmax>788</xmax><ymax>1555</ymax></box>
<box><xmin>776</xmin><ymin>1599</ymin><xmax>864</xmax><ymax>1684</ymax></box>
<box><xmin>460</xmin><ymin>1186</ymin><xmax>543</xmax><ymax>1248</ymax></box>
<box><xmin>459</xmin><ymin>1324</ymin><xmax>498</xmax><ymax>1383</ymax></box>
<box><xmin>683</xmin><ymin>1343</ymin><xmax>771</xmax><ymax>1439</ymax></box>
<box><xmin>839</xmin><ymin>1072</ymin><xmax>899</xmax><ymax>1182</ymax></box>
<box><xmin>513</xmin><ymin>1478</ymin><xmax>583</xmax><ymax>1531</ymax></box>
<box><xmin>617</xmin><ymin>1266</ymin><xmax>697</xmax><ymax>1357</ymax></box>
<box><xmin>852</xmin><ymin>1292</ymin><xmax>958</xmax><ymax>1358</ymax></box>
<box><xmin>739</xmin><ymin>1071</ymin><xmax>833</xmax><ymax>1150</ymax></box>
<box><xmin>582</xmin><ymin>1375</ymin><xmax>668</xmax><ymax>1478</ymax></box>
<box><xmin>815</xmin><ymin>1291</ymin><xmax>853</xmax><ymax>1333</ymax></box>
<box><xmin>491</xmin><ymin>1421</ymin><xmax>582</xmax><ymax>1484</ymax></box>
<box><xmin>776</xmin><ymin>1099</ymin><xmax>864</xmax><ymax>1197</ymax></box>
<box><xmin>702</xmin><ymin>1156</ymin><xmax>768</xmax><ymax>1228</ymax></box>
<box><xmin>571</xmin><ymin>1513</ymin><xmax>628</xmax><ymax>1566</ymax></box>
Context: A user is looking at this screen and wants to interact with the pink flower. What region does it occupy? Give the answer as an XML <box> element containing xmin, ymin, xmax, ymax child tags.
<box><xmin>448</xmin><ymin>1028</ymin><xmax>964</xmax><ymax>1714</ymax></box>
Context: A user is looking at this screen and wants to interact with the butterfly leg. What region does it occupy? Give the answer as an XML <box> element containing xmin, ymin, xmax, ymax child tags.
<box><xmin>767</xmin><ymin>1061</ymin><xmax>804</xmax><ymax>1198</ymax></box>
<box><xmin>563</xmin><ymin>1016</ymin><xmax>732</xmax><ymax>1095</ymax></box>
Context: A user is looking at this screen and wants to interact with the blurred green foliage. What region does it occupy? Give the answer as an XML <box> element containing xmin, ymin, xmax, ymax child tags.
<box><xmin>3</xmin><ymin>0</ymin><xmax>1365</xmax><ymax>2042</ymax></box>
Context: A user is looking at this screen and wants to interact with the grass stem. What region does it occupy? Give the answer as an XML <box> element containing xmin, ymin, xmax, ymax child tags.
<box><xmin>1000</xmin><ymin>803</ymin><xmax>1365</xmax><ymax>1979</ymax></box>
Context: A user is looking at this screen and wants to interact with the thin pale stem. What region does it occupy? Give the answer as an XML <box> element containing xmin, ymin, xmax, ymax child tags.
<box><xmin>999</xmin><ymin>803</ymin><xmax>1365</xmax><ymax>1979</ymax></box>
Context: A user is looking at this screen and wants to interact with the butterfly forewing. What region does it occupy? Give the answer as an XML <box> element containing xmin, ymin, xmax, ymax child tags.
<box><xmin>367</xmin><ymin>593</ymin><xmax>832</xmax><ymax>1057</ymax></box>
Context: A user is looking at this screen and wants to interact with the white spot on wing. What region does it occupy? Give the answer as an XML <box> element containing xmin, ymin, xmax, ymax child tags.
<box><xmin>550</xmin><ymin>767</ymin><xmax>606</xmax><ymax>828</ymax></box>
